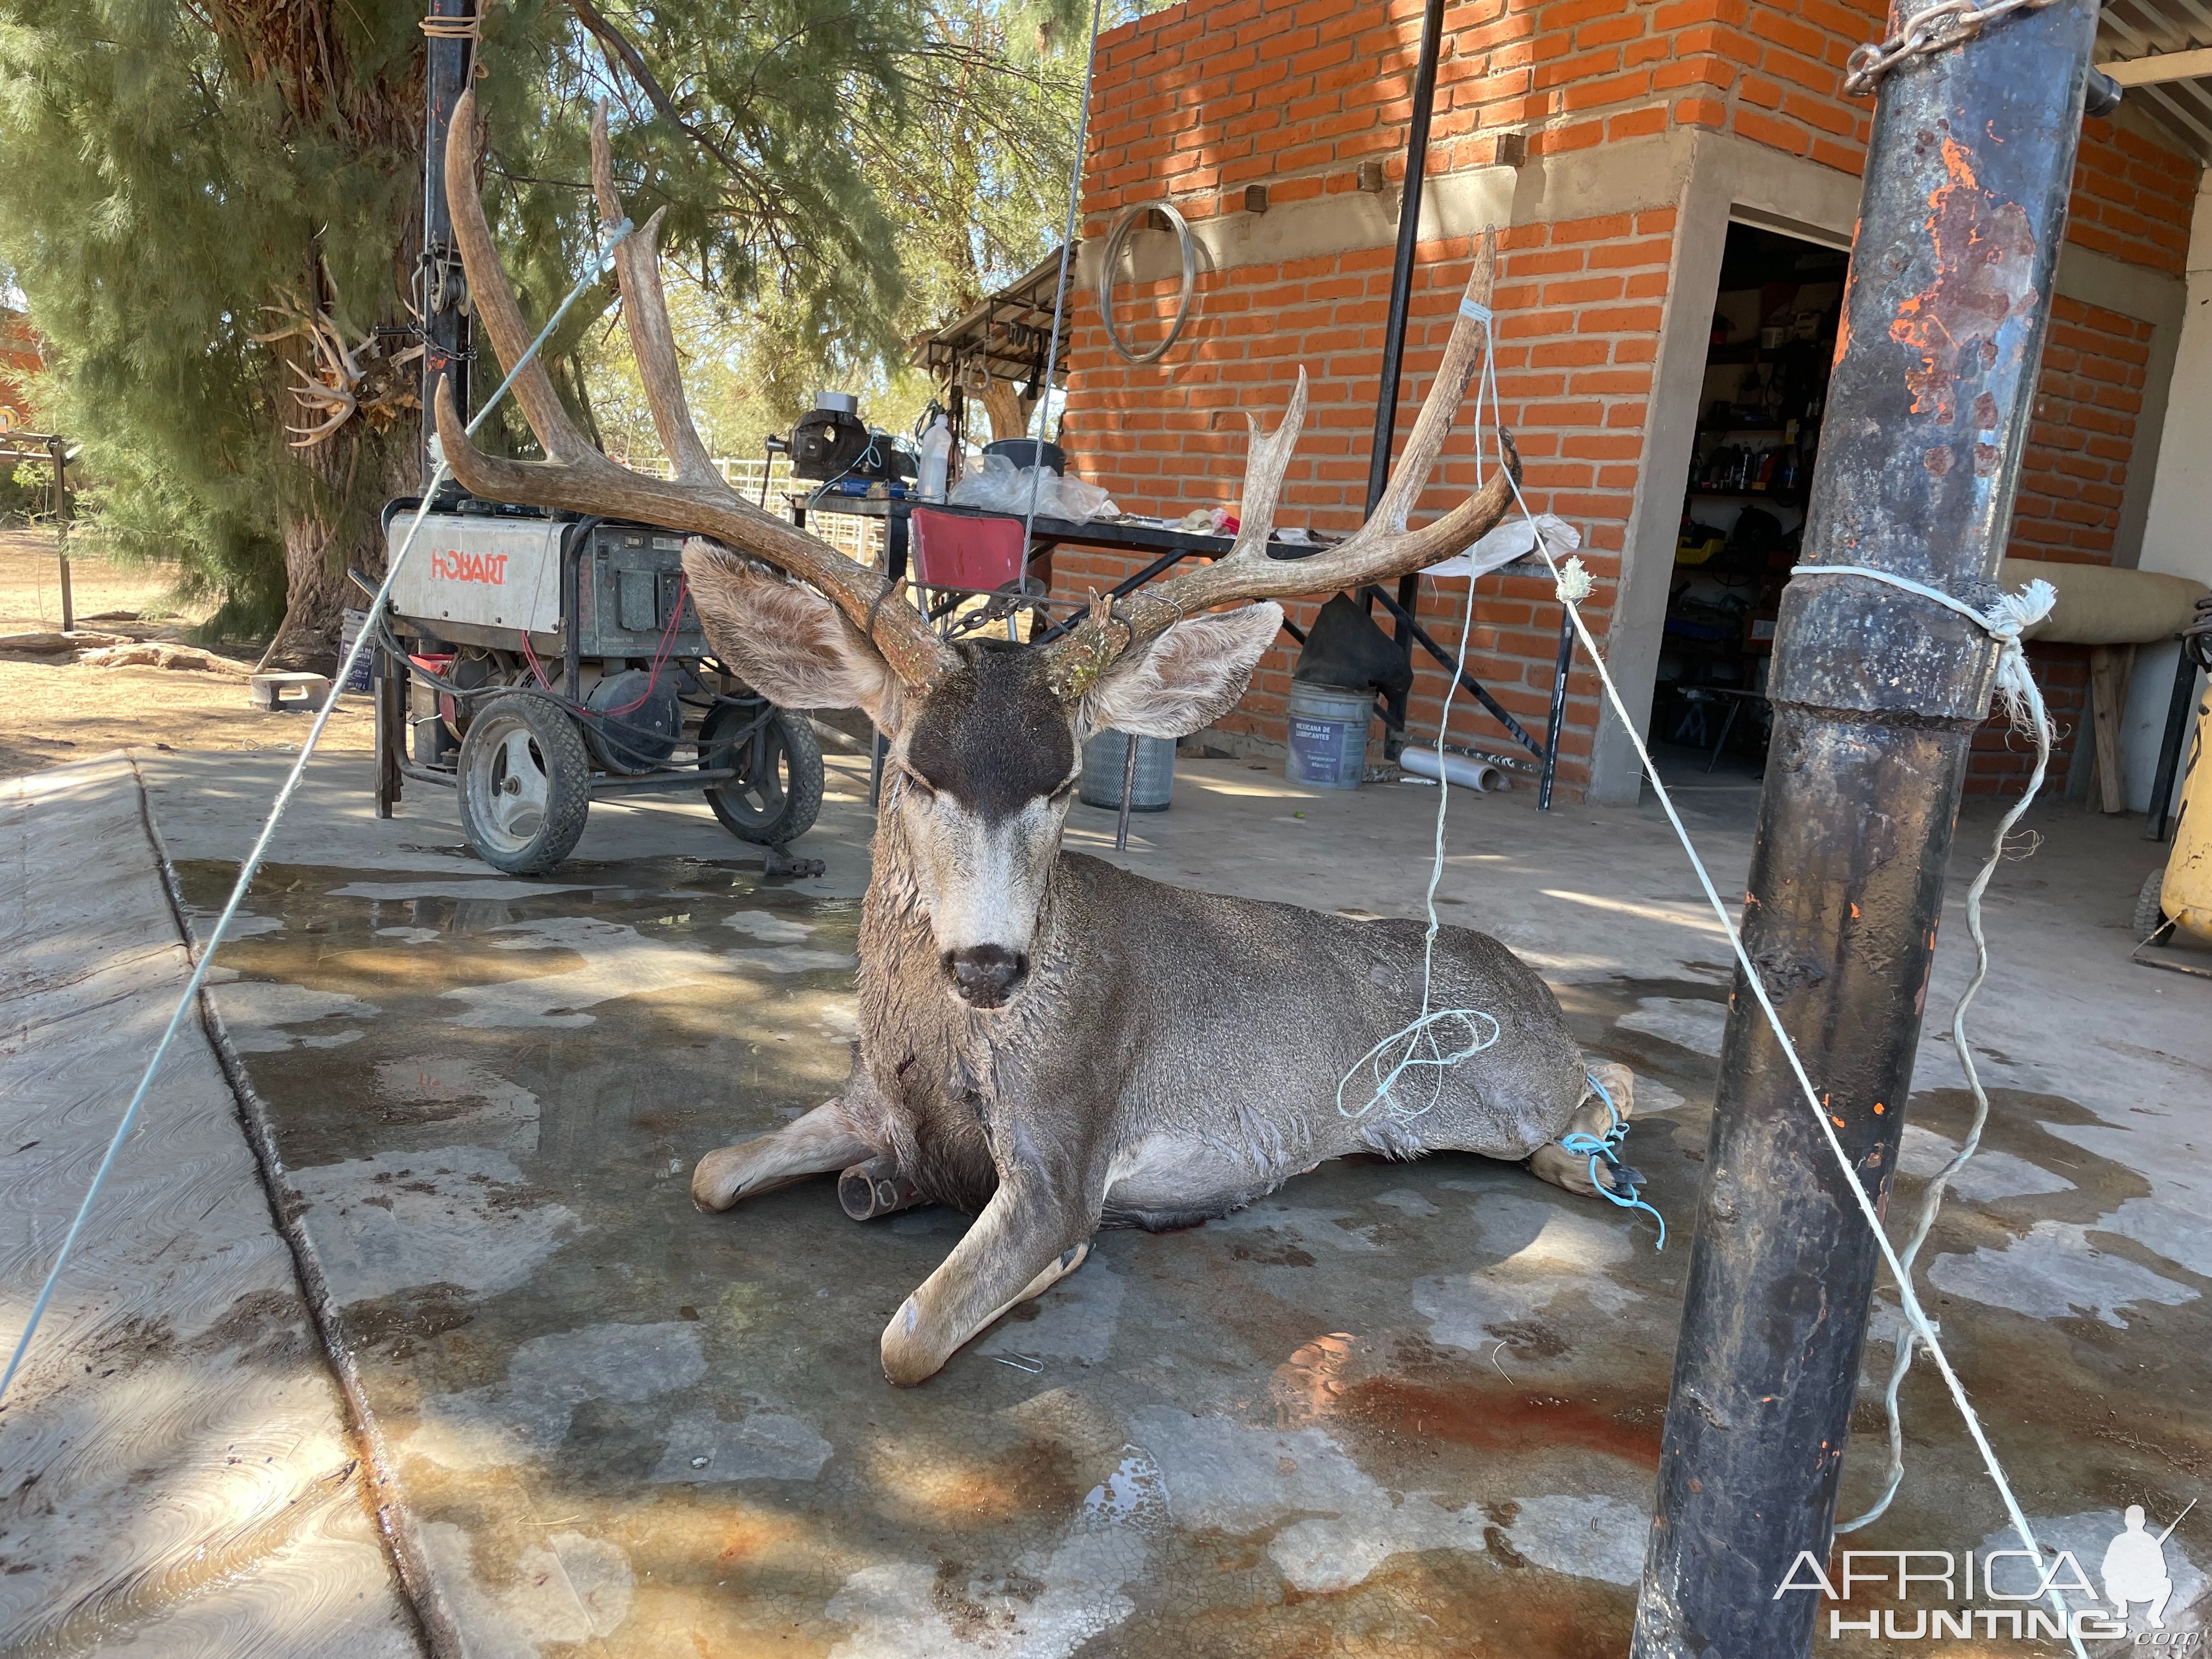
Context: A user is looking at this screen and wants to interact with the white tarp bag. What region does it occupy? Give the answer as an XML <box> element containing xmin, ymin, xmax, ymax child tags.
<box><xmin>1420</xmin><ymin>511</ymin><xmax>1581</xmax><ymax>579</ymax></box>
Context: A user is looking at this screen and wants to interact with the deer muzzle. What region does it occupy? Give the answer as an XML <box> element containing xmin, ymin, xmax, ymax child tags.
<box><xmin>943</xmin><ymin>944</ymin><xmax>1029</xmax><ymax>1008</ymax></box>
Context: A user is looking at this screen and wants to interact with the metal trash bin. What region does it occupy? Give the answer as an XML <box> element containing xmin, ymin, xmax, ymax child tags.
<box><xmin>1080</xmin><ymin>729</ymin><xmax>1174</xmax><ymax>811</ymax></box>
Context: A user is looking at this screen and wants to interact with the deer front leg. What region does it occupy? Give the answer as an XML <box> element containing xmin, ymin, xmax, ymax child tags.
<box><xmin>692</xmin><ymin>1097</ymin><xmax>872</xmax><ymax>1212</ymax></box>
<box><xmin>878</xmin><ymin>1169</ymin><xmax>1095</xmax><ymax>1386</ymax></box>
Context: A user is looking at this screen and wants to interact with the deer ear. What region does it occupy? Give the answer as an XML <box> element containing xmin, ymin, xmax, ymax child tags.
<box><xmin>682</xmin><ymin>539</ymin><xmax>901</xmax><ymax>727</ymax></box>
<box><xmin>1082</xmin><ymin>602</ymin><xmax>1283</xmax><ymax>740</ymax></box>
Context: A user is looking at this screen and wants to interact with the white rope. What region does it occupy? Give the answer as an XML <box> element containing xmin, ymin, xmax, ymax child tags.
<box><xmin>1335</xmin><ymin>309</ymin><xmax>1508</xmax><ymax>1123</ymax></box>
<box><xmin>1509</xmin><ymin>506</ymin><xmax>2080</xmax><ymax>1650</ymax></box>
<box><xmin>0</xmin><ymin>217</ymin><xmax>634</xmax><ymax>1408</ymax></box>
<box><xmin>1336</xmin><ymin>300</ymin><xmax>1666</xmax><ymax>1250</ymax></box>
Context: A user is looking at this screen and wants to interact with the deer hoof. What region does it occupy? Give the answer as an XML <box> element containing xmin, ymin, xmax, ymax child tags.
<box><xmin>691</xmin><ymin>1141</ymin><xmax>800</xmax><ymax>1212</ymax></box>
<box><xmin>879</xmin><ymin>1298</ymin><xmax>944</xmax><ymax>1387</ymax></box>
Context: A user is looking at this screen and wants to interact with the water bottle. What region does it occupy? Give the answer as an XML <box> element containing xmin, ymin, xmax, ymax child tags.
<box><xmin>918</xmin><ymin>414</ymin><xmax>951</xmax><ymax>502</ymax></box>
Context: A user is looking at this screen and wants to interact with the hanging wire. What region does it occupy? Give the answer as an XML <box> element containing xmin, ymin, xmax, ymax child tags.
<box><xmin>0</xmin><ymin>218</ymin><xmax>634</xmax><ymax>1409</ymax></box>
<box><xmin>1018</xmin><ymin>0</ymin><xmax>1109</xmax><ymax>557</ymax></box>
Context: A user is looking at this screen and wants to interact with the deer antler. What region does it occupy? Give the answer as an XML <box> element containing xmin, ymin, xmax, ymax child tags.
<box><xmin>1042</xmin><ymin>230</ymin><xmax>1515</xmax><ymax>697</ymax></box>
<box><xmin>431</xmin><ymin>89</ymin><xmax>951</xmax><ymax>687</ymax></box>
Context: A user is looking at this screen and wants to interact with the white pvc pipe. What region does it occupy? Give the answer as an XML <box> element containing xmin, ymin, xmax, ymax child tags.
<box><xmin>1399</xmin><ymin>746</ymin><xmax>1504</xmax><ymax>792</ymax></box>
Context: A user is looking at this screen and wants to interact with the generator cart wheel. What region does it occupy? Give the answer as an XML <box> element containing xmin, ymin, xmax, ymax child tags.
<box><xmin>2134</xmin><ymin>867</ymin><xmax>2172</xmax><ymax>943</ymax></box>
<box><xmin>699</xmin><ymin>701</ymin><xmax>824</xmax><ymax>846</ymax></box>
<box><xmin>458</xmin><ymin>695</ymin><xmax>592</xmax><ymax>874</ymax></box>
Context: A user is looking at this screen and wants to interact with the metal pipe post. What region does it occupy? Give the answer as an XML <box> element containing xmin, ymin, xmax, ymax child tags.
<box><xmin>420</xmin><ymin>0</ymin><xmax>477</xmax><ymax>486</ymax></box>
<box><xmin>1538</xmin><ymin>608</ymin><xmax>1573</xmax><ymax>811</ymax></box>
<box><xmin>47</xmin><ymin>436</ymin><xmax>72</xmax><ymax>633</ymax></box>
<box><xmin>1363</xmin><ymin>0</ymin><xmax>1446</xmax><ymax>756</ymax></box>
<box><xmin>1631</xmin><ymin>9</ymin><xmax>2101</xmax><ymax>1656</ymax></box>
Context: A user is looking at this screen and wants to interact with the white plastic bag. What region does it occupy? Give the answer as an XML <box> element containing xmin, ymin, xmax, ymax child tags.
<box><xmin>947</xmin><ymin>454</ymin><xmax>1119</xmax><ymax>521</ymax></box>
<box><xmin>1421</xmin><ymin>511</ymin><xmax>1581</xmax><ymax>579</ymax></box>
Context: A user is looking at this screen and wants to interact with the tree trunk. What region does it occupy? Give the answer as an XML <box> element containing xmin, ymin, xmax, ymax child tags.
<box><xmin>261</xmin><ymin>323</ymin><xmax>420</xmax><ymax>670</ymax></box>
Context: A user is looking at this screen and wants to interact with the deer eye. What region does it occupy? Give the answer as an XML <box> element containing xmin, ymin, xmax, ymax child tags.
<box><xmin>1047</xmin><ymin>775</ymin><xmax>1078</xmax><ymax>804</ymax></box>
<box><xmin>898</xmin><ymin>766</ymin><xmax>936</xmax><ymax>805</ymax></box>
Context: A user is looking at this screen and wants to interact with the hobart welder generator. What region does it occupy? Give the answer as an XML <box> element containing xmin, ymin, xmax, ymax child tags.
<box><xmin>369</xmin><ymin>32</ymin><xmax>825</xmax><ymax>877</ymax></box>
<box><xmin>368</xmin><ymin>493</ymin><xmax>824</xmax><ymax>874</ymax></box>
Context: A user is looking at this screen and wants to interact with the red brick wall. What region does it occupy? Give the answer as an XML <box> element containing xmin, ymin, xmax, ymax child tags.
<box><xmin>2069</xmin><ymin>117</ymin><xmax>2198</xmax><ymax>275</ymax></box>
<box><xmin>1058</xmin><ymin>207</ymin><xmax>1675</xmax><ymax>785</ymax></box>
<box><xmin>1959</xmin><ymin>297</ymin><xmax>2157</xmax><ymax>796</ymax></box>
<box><xmin>1059</xmin><ymin>0</ymin><xmax>2199</xmax><ymax>801</ymax></box>
<box><xmin>1965</xmin><ymin>644</ymin><xmax>2089</xmax><ymax>799</ymax></box>
<box><xmin>2009</xmin><ymin>296</ymin><xmax>2153</xmax><ymax>568</ymax></box>
<box><xmin>1079</xmin><ymin>0</ymin><xmax>1891</xmax><ymax>222</ymax></box>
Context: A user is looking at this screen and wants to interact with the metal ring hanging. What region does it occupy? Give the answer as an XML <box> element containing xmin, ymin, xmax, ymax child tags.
<box><xmin>1097</xmin><ymin>200</ymin><xmax>1197</xmax><ymax>366</ymax></box>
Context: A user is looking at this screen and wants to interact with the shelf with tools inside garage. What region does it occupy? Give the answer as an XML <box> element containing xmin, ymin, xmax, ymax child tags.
<box><xmin>1656</xmin><ymin>223</ymin><xmax>1850</xmax><ymax>769</ymax></box>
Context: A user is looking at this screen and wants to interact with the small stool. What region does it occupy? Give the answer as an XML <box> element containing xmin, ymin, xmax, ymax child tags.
<box><xmin>250</xmin><ymin>671</ymin><xmax>332</xmax><ymax>712</ymax></box>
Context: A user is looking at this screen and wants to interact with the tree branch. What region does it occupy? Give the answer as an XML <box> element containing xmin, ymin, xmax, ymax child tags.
<box><xmin>563</xmin><ymin>0</ymin><xmax>750</xmax><ymax>180</ymax></box>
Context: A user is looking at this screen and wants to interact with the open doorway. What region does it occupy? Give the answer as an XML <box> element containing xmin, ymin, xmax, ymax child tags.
<box><xmin>1649</xmin><ymin>222</ymin><xmax>1850</xmax><ymax>778</ymax></box>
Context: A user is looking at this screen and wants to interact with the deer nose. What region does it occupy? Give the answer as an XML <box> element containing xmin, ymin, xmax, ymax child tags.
<box><xmin>944</xmin><ymin>945</ymin><xmax>1028</xmax><ymax>1008</ymax></box>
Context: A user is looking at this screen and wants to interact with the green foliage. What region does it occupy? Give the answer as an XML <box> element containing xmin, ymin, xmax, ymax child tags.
<box><xmin>0</xmin><ymin>0</ymin><xmax>1094</xmax><ymax>614</ymax></box>
<box><xmin>571</xmin><ymin>0</ymin><xmax>1092</xmax><ymax>464</ymax></box>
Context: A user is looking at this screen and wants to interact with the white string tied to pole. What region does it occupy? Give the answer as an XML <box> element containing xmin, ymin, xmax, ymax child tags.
<box><xmin>0</xmin><ymin>215</ymin><xmax>635</xmax><ymax>1410</ymax></box>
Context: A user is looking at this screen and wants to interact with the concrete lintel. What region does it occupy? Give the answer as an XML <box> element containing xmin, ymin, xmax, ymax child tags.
<box><xmin>1076</xmin><ymin>131</ymin><xmax>1697</xmax><ymax>292</ymax></box>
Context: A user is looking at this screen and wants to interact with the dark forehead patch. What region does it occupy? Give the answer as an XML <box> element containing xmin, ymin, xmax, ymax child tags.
<box><xmin>906</xmin><ymin>641</ymin><xmax>1074</xmax><ymax>820</ymax></box>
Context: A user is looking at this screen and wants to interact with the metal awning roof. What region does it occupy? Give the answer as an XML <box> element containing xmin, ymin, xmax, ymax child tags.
<box><xmin>914</xmin><ymin>249</ymin><xmax>1075</xmax><ymax>389</ymax></box>
<box><xmin>2098</xmin><ymin>0</ymin><xmax>2212</xmax><ymax>162</ymax></box>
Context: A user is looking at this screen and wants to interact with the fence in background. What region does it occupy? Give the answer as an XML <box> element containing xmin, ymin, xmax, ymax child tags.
<box><xmin>605</xmin><ymin>454</ymin><xmax>888</xmax><ymax>570</ymax></box>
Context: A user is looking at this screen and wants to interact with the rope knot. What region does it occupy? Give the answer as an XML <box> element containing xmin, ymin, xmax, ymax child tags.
<box><xmin>1555</xmin><ymin>556</ymin><xmax>1593</xmax><ymax>607</ymax></box>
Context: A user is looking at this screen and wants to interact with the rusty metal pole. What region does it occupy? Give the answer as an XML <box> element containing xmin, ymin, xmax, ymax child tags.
<box><xmin>1630</xmin><ymin>6</ymin><xmax>2101</xmax><ymax>1655</ymax></box>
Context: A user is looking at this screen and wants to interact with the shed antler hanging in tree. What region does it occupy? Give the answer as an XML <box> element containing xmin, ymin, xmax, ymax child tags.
<box><xmin>440</xmin><ymin>100</ymin><xmax>1634</xmax><ymax>1394</ymax></box>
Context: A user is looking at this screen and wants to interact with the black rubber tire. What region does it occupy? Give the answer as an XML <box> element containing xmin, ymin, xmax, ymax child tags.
<box><xmin>456</xmin><ymin>693</ymin><xmax>593</xmax><ymax>874</ymax></box>
<box><xmin>699</xmin><ymin>701</ymin><xmax>824</xmax><ymax>846</ymax></box>
<box><xmin>2134</xmin><ymin>866</ymin><xmax>2171</xmax><ymax>943</ymax></box>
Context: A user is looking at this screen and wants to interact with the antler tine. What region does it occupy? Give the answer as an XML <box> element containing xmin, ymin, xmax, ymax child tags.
<box><xmin>444</xmin><ymin>86</ymin><xmax>601</xmax><ymax>467</ymax></box>
<box><xmin>1216</xmin><ymin>368</ymin><xmax>1309</xmax><ymax>567</ymax></box>
<box><xmin>590</xmin><ymin>103</ymin><xmax>721</xmax><ymax>490</ymax></box>
<box><xmin>433</xmin><ymin>88</ymin><xmax>951</xmax><ymax>686</ymax></box>
<box><xmin>1044</xmin><ymin>229</ymin><xmax>1510</xmax><ymax>691</ymax></box>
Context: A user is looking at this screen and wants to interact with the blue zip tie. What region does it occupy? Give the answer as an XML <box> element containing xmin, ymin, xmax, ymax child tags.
<box><xmin>1556</xmin><ymin>1070</ymin><xmax>1666</xmax><ymax>1249</ymax></box>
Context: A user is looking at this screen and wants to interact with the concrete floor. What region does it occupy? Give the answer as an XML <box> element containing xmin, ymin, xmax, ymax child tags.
<box><xmin>0</xmin><ymin>758</ymin><xmax>419</xmax><ymax>1656</ymax></box>
<box><xmin>7</xmin><ymin>735</ymin><xmax>2207</xmax><ymax>1656</ymax></box>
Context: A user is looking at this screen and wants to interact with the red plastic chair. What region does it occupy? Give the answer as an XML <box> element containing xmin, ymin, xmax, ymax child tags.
<box><xmin>908</xmin><ymin>507</ymin><xmax>1046</xmax><ymax>639</ymax></box>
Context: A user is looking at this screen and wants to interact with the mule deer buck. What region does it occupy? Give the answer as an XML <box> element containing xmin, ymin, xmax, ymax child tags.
<box><xmin>436</xmin><ymin>93</ymin><xmax>1642</xmax><ymax>1385</ymax></box>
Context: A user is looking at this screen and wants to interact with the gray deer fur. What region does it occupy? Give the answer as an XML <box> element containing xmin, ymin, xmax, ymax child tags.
<box><xmin>684</xmin><ymin>552</ymin><xmax>1637</xmax><ymax>1386</ymax></box>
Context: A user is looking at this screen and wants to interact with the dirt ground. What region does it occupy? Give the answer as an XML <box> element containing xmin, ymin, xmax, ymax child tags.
<box><xmin>0</xmin><ymin>527</ymin><xmax>372</xmax><ymax>778</ymax></box>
